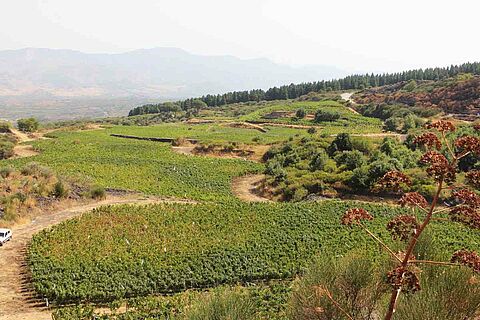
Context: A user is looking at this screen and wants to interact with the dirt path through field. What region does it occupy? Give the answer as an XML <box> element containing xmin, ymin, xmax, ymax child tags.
<box><xmin>9</xmin><ymin>128</ymin><xmax>39</xmax><ymax>159</ymax></box>
<box><xmin>232</xmin><ymin>174</ymin><xmax>271</xmax><ymax>202</ymax></box>
<box><xmin>340</xmin><ymin>92</ymin><xmax>361</xmax><ymax>115</ymax></box>
<box><xmin>0</xmin><ymin>195</ymin><xmax>194</xmax><ymax>320</ymax></box>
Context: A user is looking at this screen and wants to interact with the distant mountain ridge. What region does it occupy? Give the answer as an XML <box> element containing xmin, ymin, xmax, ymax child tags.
<box><xmin>0</xmin><ymin>47</ymin><xmax>347</xmax><ymax>120</ymax></box>
<box><xmin>0</xmin><ymin>47</ymin><xmax>347</xmax><ymax>99</ymax></box>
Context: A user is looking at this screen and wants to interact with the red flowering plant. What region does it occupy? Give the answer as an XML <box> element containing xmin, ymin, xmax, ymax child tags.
<box><xmin>339</xmin><ymin>121</ymin><xmax>480</xmax><ymax>320</ymax></box>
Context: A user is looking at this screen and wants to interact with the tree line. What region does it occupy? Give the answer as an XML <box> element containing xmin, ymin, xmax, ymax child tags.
<box><xmin>129</xmin><ymin>62</ymin><xmax>480</xmax><ymax>116</ymax></box>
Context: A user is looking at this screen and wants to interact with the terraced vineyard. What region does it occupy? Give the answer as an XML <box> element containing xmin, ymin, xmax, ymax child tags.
<box><xmin>108</xmin><ymin>122</ymin><xmax>312</xmax><ymax>144</ymax></box>
<box><xmin>238</xmin><ymin>100</ymin><xmax>383</xmax><ymax>133</ymax></box>
<box><xmin>4</xmin><ymin>129</ymin><xmax>261</xmax><ymax>201</ymax></box>
<box><xmin>28</xmin><ymin>201</ymin><xmax>478</xmax><ymax>303</ymax></box>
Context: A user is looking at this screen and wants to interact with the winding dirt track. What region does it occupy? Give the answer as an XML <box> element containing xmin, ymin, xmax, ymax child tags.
<box><xmin>0</xmin><ymin>196</ymin><xmax>193</xmax><ymax>320</ymax></box>
<box><xmin>9</xmin><ymin>129</ymin><xmax>39</xmax><ymax>159</ymax></box>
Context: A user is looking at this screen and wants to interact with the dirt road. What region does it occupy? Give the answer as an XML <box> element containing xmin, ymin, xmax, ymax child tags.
<box><xmin>340</xmin><ymin>92</ymin><xmax>361</xmax><ymax>115</ymax></box>
<box><xmin>232</xmin><ymin>174</ymin><xmax>271</xmax><ymax>202</ymax></box>
<box><xmin>9</xmin><ymin>128</ymin><xmax>39</xmax><ymax>159</ymax></box>
<box><xmin>0</xmin><ymin>196</ymin><xmax>192</xmax><ymax>320</ymax></box>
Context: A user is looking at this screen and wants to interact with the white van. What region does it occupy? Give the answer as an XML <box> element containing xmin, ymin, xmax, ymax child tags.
<box><xmin>0</xmin><ymin>228</ymin><xmax>12</xmax><ymax>246</ymax></box>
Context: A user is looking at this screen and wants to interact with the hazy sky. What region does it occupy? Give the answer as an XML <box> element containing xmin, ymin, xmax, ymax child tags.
<box><xmin>1</xmin><ymin>0</ymin><xmax>478</xmax><ymax>72</ymax></box>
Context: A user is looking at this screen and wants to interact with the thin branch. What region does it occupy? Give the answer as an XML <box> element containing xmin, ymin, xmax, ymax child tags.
<box><xmin>413</xmin><ymin>203</ymin><xmax>429</xmax><ymax>214</ymax></box>
<box><xmin>442</xmin><ymin>132</ymin><xmax>456</xmax><ymax>159</ymax></box>
<box><xmin>358</xmin><ymin>223</ymin><xmax>402</xmax><ymax>263</ymax></box>
<box><xmin>408</xmin><ymin>260</ymin><xmax>462</xmax><ymax>267</ymax></box>
<box><xmin>433</xmin><ymin>207</ymin><xmax>452</xmax><ymax>215</ymax></box>
<box><xmin>456</xmin><ymin>150</ymin><xmax>471</xmax><ymax>161</ymax></box>
<box><xmin>384</xmin><ymin>178</ymin><xmax>444</xmax><ymax>320</ymax></box>
<box><xmin>319</xmin><ymin>286</ymin><xmax>354</xmax><ymax>320</ymax></box>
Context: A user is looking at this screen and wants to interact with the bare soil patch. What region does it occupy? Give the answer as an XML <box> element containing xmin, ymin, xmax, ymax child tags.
<box><xmin>12</xmin><ymin>145</ymin><xmax>39</xmax><ymax>159</ymax></box>
<box><xmin>232</xmin><ymin>174</ymin><xmax>271</xmax><ymax>202</ymax></box>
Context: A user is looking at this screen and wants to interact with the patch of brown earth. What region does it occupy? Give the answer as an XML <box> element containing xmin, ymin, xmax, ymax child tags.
<box><xmin>231</xmin><ymin>174</ymin><xmax>271</xmax><ymax>202</ymax></box>
<box><xmin>12</xmin><ymin>145</ymin><xmax>39</xmax><ymax>159</ymax></box>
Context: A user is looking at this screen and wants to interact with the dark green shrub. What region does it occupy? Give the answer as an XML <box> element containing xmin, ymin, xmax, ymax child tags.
<box><xmin>328</xmin><ymin>133</ymin><xmax>353</xmax><ymax>155</ymax></box>
<box><xmin>309</xmin><ymin>150</ymin><xmax>329</xmax><ymax>171</ymax></box>
<box><xmin>0</xmin><ymin>121</ymin><xmax>11</xmax><ymax>133</ymax></box>
<box><xmin>334</xmin><ymin>150</ymin><xmax>365</xmax><ymax>171</ymax></box>
<box><xmin>17</xmin><ymin>117</ymin><xmax>39</xmax><ymax>132</ymax></box>
<box><xmin>295</xmin><ymin>108</ymin><xmax>306</xmax><ymax>119</ymax></box>
<box><xmin>89</xmin><ymin>185</ymin><xmax>106</xmax><ymax>200</ymax></box>
<box><xmin>52</xmin><ymin>181</ymin><xmax>69</xmax><ymax>198</ymax></box>
<box><xmin>314</xmin><ymin>110</ymin><xmax>340</xmax><ymax>122</ymax></box>
<box><xmin>0</xmin><ymin>141</ymin><xmax>14</xmax><ymax>159</ymax></box>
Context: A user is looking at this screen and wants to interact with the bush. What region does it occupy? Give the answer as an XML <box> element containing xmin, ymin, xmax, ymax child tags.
<box><xmin>351</xmin><ymin>137</ymin><xmax>374</xmax><ymax>155</ymax></box>
<box><xmin>0</xmin><ymin>121</ymin><xmax>11</xmax><ymax>133</ymax></box>
<box><xmin>309</xmin><ymin>150</ymin><xmax>330</xmax><ymax>171</ymax></box>
<box><xmin>89</xmin><ymin>185</ymin><xmax>106</xmax><ymax>200</ymax></box>
<box><xmin>172</xmin><ymin>137</ymin><xmax>187</xmax><ymax>146</ymax></box>
<box><xmin>0</xmin><ymin>141</ymin><xmax>14</xmax><ymax>159</ymax></box>
<box><xmin>314</xmin><ymin>110</ymin><xmax>340</xmax><ymax>122</ymax></box>
<box><xmin>288</xmin><ymin>251</ymin><xmax>388</xmax><ymax>320</ymax></box>
<box><xmin>17</xmin><ymin>117</ymin><xmax>39</xmax><ymax>132</ymax></box>
<box><xmin>186</xmin><ymin>287</ymin><xmax>256</xmax><ymax>320</ymax></box>
<box><xmin>393</xmin><ymin>266</ymin><xmax>480</xmax><ymax>320</ymax></box>
<box><xmin>52</xmin><ymin>181</ymin><xmax>69</xmax><ymax>198</ymax></box>
<box><xmin>328</xmin><ymin>133</ymin><xmax>353</xmax><ymax>155</ymax></box>
<box><xmin>335</xmin><ymin>150</ymin><xmax>365</xmax><ymax>171</ymax></box>
<box><xmin>296</xmin><ymin>108</ymin><xmax>307</xmax><ymax>119</ymax></box>
<box><xmin>21</xmin><ymin>162</ymin><xmax>53</xmax><ymax>178</ymax></box>
<box><xmin>349</xmin><ymin>165</ymin><xmax>371</xmax><ymax>189</ymax></box>
<box><xmin>265</xmin><ymin>159</ymin><xmax>287</xmax><ymax>182</ymax></box>
<box><xmin>0</xmin><ymin>166</ymin><xmax>14</xmax><ymax>178</ymax></box>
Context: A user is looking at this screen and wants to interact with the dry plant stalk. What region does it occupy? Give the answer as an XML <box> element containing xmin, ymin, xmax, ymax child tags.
<box><xmin>340</xmin><ymin>121</ymin><xmax>480</xmax><ymax>320</ymax></box>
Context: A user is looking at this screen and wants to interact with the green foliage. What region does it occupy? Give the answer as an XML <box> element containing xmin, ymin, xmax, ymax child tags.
<box><xmin>185</xmin><ymin>287</ymin><xmax>256</xmax><ymax>320</ymax></box>
<box><xmin>358</xmin><ymin>104</ymin><xmax>426</xmax><ymax>133</ymax></box>
<box><xmin>0</xmin><ymin>121</ymin><xmax>12</xmax><ymax>133</ymax></box>
<box><xmin>52</xmin><ymin>181</ymin><xmax>69</xmax><ymax>198</ymax></box>
<box><xmin>28</xmin><ymin>200</ymin><xmax>478</xmax><ymax>304</ymax></box>
<box><xmin>52</xmin><ymin>305</ymin><xmax>94</xmax><ymax>320</ymax></box>
<box><xmin>0</xmin><ymin>141</ymin><xmax>14</xmax><ymax>160</ymax></box>
<box><xmin>288</xmin><ymin>251</ymin><xmax>388</xmax><ymax>320</ymax></box>
<box><xmin>17</xmin><ymin>117</ymin><xmax>39</xmax><ymax>132</ymax></box>
<box><xmin>0</xmin><ymin>166</ymin><xmax>14</xmax><ymax>178</ymax></box>
<box><xmin>334</xmin><ymin>150</ymin><xmax>365</xmax><ymax>170</ymax></box>
<box><xmin>5</xmin><ymin>129</ymin><xmax>261</xmax><ymax>202</ymax></box>
<box><xmin>393</xmin><ymin>266</ymin><xmax>480</xmax><ymax>320</ymax></box>
<box><xmin>403</xmin><ymin>79</ymin><xmax>417</xmax><ymax>92</ymax></box>
<box><xmin>89</xmin><ymin>185</ymin><xmax>106</xmax><ymax>199</ymax></box>
<box><xmin>309</xmin><ymin>149</ymin><xmax>329</xmax><ymax>171</ymax></box>
<box><xmin>349</xmin><ymin>165</ymin><xmax>371</xmax><ymax>189</ymax></box>
<box><xmin>239</xmin><ymin>101</ymin><xmax>383</xmax><ymax>134</ymax></box>
<box><xmin>265</xmin><ymin>156</ymin><xmax>287</xmax><ymax>182</ymax></box>
<box><xmin>328</xmin><ymin>133</ymin><xmax>353</xmax><ymax>155</ymax></box>
<box><xmin>314</xmin><ymin>110</ymin><xmax>340</xmax><ymax>122</ymax></box>
<box><xmin>295</xmin><ymin>108</ymin><xmax>306</xmax><ymax>119</ymax></box>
